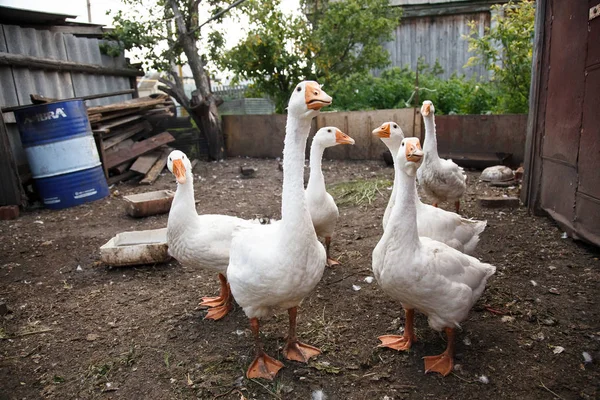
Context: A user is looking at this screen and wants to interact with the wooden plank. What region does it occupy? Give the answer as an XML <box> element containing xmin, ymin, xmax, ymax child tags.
<box><xmin>103</xmin><ymin>123</ymin><xmax>148</xmax><ymax>150</ymax></box>
<box><xmin>139</xmin><ymin>148</ymin><xmax>171</xmax><ymax>185</ymax></box>
<box><xmin>105</xmin><ymin>139</ymin><xmax>134</xmax><ymax>155</ymax></box>
<box><xmin>93</xmin><ymin>133</ymin><xmax>109</xmax><ymax>179</ymax></box>
<box><xmin>93</xmin><ymin>108</ymin><xmax>140</xmax><ymax>124</ymax></box>
<box><xmin>0</xmin><ymin>112</ymin><xmax>24</xmax><ymax>206</ymax></box>
<box><xmin>130</xmin><ymin>151</ymin><xmax>162</xmax><ymax>175</ymax></box>
<box><xmin>25</xmin><ymin>90</ymin><xmax>135</xmax><ymax>108</ymax></box>
<box><xmin>92</xmin><ymin>115</ymin><xmax>142</xmax><ymax>135</ymax></box>
<box><xmin>0</xmin><ymin>51</ymin><xmax>144</xmax><ymax>78</ymax></box>
<box><xmin>107</xmin><ymin>170</ymin><xmax>140</xmax><ymax>185</ymax></box>
<box><xmin>104</xmin><ymin>132</ymin><xmax>175</xmax><ymax>169</ymax></box>
<box><xmin>103</xmin><ymin>120</ymin><xmax>151</xmax><ymax>140</ymax></box>
<box><xmin>112</xmin><ymin>161</ymin><xmax>134</xmax><ymax>175</ymax></box>
<box><xmin>86</xmin><ymin>96</ymin><xmax>168</xmax><ymax>115</ymax></box>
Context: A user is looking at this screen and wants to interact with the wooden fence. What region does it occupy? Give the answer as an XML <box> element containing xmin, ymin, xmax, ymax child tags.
<box><xmin>223</xmin><ymin>109</ymin><xmax>527</xmax><ymax>167</ymax></box>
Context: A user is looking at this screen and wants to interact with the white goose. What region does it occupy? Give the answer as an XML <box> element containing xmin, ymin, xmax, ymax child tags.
<box><xmin>417</xmin><ymin>101</ymin><xmax>467</xmax><ymax>213</ymax></box>
<box><xmin>306</xmin><ymin>127</ymin><xmax>355</xmax><ymax>266</ymax></box>
<box><xmin>373</xmin><ymin>122</ymin><xmax>486</xmax><ymax>255</ymax></box>
<box><xmin>227</xmin><ymin>81</ymin><xmax>331</xmax><ymax>380</ymax></box>
<box><xmin>372</xmin><ymin>137</ymin><xmax>496</xmax><ymax>376</ymax></box>
<box><xmin>166</xmin><ymin>150</ymin><xmax>259</xmax><ymax>320</ymax></box>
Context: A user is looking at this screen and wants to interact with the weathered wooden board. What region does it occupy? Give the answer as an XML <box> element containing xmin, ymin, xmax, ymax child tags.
<box><xmin>92</xmin><ymin>115</ymin><xmax>142</xmax><ymax>135</ymax></box>
<box><xmin>140</xmin><ymin>147</ymin><xmax>171</xmax><ymax>185</ymax></box>
<box><xmin>102</xmin><ymin>121</ymin><xmax>150</xmax><ymax>149</ymax></box>
<box><xmin>130</xmin><ymin>151</ymin><xmax>162</xmax><ymax>175</ymax></box>
<box><xmin>87</xmin><ymin>96</ymin><xmax>167</xmax><ymax>115</ymax></box>
<box><xmin>107</xmin><ymin>170</ymin><xmax>140</xmax><ymax>185</ymax></box>
<box><xmin>104</xmin><ymin>132</ymin><xmax>175</xmax><ymax>169</ymax></box>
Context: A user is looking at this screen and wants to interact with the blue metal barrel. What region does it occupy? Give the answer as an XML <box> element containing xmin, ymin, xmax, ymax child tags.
<box><xmin>14</xmin><ymin>100</ymin><xmax>109</xmax><ymax>209</ymax></box>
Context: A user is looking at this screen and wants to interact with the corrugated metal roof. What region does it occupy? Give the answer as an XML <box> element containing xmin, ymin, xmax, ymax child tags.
<box><xmin>0</xmin><ymin>5</ymin><xmax>76</xmax><ymax>25</ymax></box>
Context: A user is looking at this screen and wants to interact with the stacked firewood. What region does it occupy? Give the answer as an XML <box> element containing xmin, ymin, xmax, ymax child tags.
<box><xmin>88</xmin><ymin>95</ymin><xmax>177</xmax><ymax>185</ymax></box>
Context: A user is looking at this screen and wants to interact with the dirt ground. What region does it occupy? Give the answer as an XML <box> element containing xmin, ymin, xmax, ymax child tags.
<box><xmin>1</xmin><ymin>156</ymin><xmax>599</xmax><ymax>400</ymax></box>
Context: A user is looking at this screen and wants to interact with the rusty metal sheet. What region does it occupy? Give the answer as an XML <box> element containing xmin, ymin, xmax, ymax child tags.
<box><xmin>541</xmin><ymin>0</ymin><xmax>588</xmax><ymax>166</ymax></box>
<box><xmin>541</xmin><ymin>161</ymin><xmax>578</xmax><ymax>222</ymax></box>
<box><xmin>587</xmin><ymin>4</ymin><xmax>600</xmax><ymax>67</ymax></box>
<box><xmin>577</xmin><ymin>67</ymin><xmax>600</xmax><ymax>200</ymax></box>
<box><xmin>435</xmin><ymin>114</ymin><xmax>528</xmax><ymax>166</ymax></box>
<box><xmin>574</xmin><ymin>193</ymin><xmax>600</xmax><ymax>247</ymax></box>
<box><xmin>223</xmin><ymin>114</ymin><xmax>287</xmax><ymax>159</ymax></box>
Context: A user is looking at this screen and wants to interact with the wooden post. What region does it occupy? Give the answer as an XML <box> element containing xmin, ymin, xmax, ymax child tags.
<box><xmin>0</xmin><ymin>112</ymin><xmax>25</xmax><ymax>206</ymax></box>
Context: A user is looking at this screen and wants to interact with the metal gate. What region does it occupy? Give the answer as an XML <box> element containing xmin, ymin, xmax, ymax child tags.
<box><xmin>523</xmin><ymin>0</ymin><xmax>600</xmax><ymax>246</ymax></box>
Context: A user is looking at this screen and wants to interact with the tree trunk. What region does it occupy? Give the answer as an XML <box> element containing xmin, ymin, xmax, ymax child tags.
<box><xmin>166</xmin><ymin>0</ymin><xmax>225</xmax><ymax>160</ymax></box>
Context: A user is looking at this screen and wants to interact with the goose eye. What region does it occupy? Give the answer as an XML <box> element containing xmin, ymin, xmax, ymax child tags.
<box><xmin>182</xmin><ymin>155</ymin><xmax>186</xmax><ymax>159</ymax></box>
<box><xmin>314</xmin><ymin>91</ymin><xmax>318</xmax><ymax>95</ymax></box>
<box><xmin>327</xmin><ymin>129</ymin><xmax>331</xmax><ymax>133</ymax></box>
<box><xmin>394</xmin><ymin>124</ymin><xmax>398</xmax><ymax>129</ymax></box>
<box><xmin>169</xmin><ymin>157</ymin><xmax>172</xmax><ymax>161</ymax></box>
<box><xmin>296</xmin><ymin>87</ymin><xmax>301</xmax><ymax>92</ymax></box>
<box><xmin>402</xmin><ymin>143</ymin><xmax>405</xmax><ymax>147</ymax></box>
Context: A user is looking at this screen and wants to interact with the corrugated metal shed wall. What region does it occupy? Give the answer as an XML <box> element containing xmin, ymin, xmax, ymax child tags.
<box><xmin>0</xmin><ymin>24</ymin><xmax>133</xmax><ymax>166</ymax></box>
<box><xmin>382</xmin><ymin>11</ymin><xmax>490</xmax><ymax>80</ymax></box>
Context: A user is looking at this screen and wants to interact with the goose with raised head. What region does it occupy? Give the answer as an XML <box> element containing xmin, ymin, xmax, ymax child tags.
<box><xmin>227</xmin><ymin>81</ymin><xmax>331</xmax><ymax>380</ymax></box>
<box><xmin>417</xmin><ymin>101</ymin><xmax>467</xmax><ymax>213</ymax></box>
<box><xmin>166</xmin><ymin>150</ymin><xmax>260</xmax><ymax>320</ymax></box>
<box><xmin>306</xmin><ymin>126</ymin><xmax>355</xmax><ymax>267</ymax></box>
<box><xmin>372</xmin><ymin>137</ymin><xmax>496</xmax><ymax>376</ymax></box>
<box><xmin>372</xmin><ymin>122</ymin><xmax>486</xmax><ymax>254</ymax></box>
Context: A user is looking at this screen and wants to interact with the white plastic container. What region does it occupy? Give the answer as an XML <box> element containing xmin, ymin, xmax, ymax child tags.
<box><xmin>100</xmin><ymin>228</ymin><xmax>171</xmax><ymax>266</ymax></box>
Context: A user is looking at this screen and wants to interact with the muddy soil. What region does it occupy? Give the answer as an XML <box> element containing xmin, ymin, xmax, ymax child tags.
<box><xmin>1</xmin><ymin>157</ymin><xmax>599</xmax><ymax>400</ymax></box>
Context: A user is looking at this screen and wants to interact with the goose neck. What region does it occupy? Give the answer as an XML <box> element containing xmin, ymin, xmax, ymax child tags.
<box><xmin>281</xmin><ymin>114</ymin><xmax>312</xmax><ymax>225</ymax></box>
<box><xmin>170</xmin><ymin>177</ymin><xmax>197</xmax><ymax>220</ymax></box>
<box><xmin>307</xmin><ymin>139</ymin><xmax>326</xmax><ymax>193</ymax></box>
<box><xmin>386</xmin><ymin>167</ymin><xmax>420</xmax><ymax>246</ymax></box>
<box><xmin>423</xmin><ymin>114</ymin><xmax>440</xmax><ymax>159</ymax></box>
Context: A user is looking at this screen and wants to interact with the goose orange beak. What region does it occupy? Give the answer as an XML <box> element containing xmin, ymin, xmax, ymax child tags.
<box><xmin>305</xmin><ymin>82</ymin><xmax>332</xmax><ymax>110</ymax></box>
<box><xmin>172</xmin><ymin>159</ymin><xmax>186</xmax><ymax>184</ymax></box>
<box><xmin>421</xmin><ymin>102</ymin><xmax>432</xmax><ymax>117</ymax></box>
<box><xmin>372</xmin><ymin>123</ymin><xmax>391</xmax><ymax>138</ymax></box>
<box><xmin>335</xmin><ymin>129</ymin><xmax>355</xmax><ymax>145</ymax></box>
<box><xmin>405</xmin><ymin>139</ymin><xmax>424</xmax><ymax>163</ymax></box>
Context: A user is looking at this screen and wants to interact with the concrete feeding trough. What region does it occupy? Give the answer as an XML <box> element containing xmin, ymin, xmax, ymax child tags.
<box><xmin>100</xmin><ymin>228</ymin><xmax>171</xmax><ymax>266</ymax></box>
<box><xmin>123</xmin><ymin>190</ymin><xmax>174</xmax><ymax>218</ymax></box>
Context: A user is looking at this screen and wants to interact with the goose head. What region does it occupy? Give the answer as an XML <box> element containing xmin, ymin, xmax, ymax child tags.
<box><xmin>313</xmin><ymin>126</ymin><xmax>355</xmax><ymax>148</ymax></box>
<box><xmin>288</xmin><ymin>81</ymin><xmax>332</xmax><ymax>119</ymax></box>
<box><xmin>397</xmin><ymin>137</ymin><xmax>424</xmax><ymax>177</ymax></box>
<box><xmin>372</xmin><ymin>121</ymin><xmax>405</xmax><ymax>149</ymax></box>
<box><xmin>167</xmin><ymin>150</ymin><xmax>192</xmax><ymax>184</ymax></box>
<box><xmin>421</xmin><ymin>100</ymin><xmax>435</xmax><ymax>117</ymax></box>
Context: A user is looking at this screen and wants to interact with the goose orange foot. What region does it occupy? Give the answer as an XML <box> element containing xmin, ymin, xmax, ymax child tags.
<box><xmin>204</xmin><ymin>303</ymin><xmax>232</xmax><ymax>321</ymax></box>
<box><xmin>424</xmin><ymin>352</ymin><xmax>453</xmax><ymax>376</ymax></box>
<box><xmin>327</xmin><ymin>258</ymin><xmax>340</xmax><ymax>267</ymax></box>
<box><xmin>200</xmin><ymin>295</ymin><xmax>226</xmax><ymax>308</ymax></box>
<box><xmin>283</xmin><ymin>340</ymin><xmax>321</xmax><ymax>363</ymax></box>
<box><xmin>247</xmin><ymin>352</ymin><xmax>284</xmax><ymax>380</ymax></box>
<box><xmin>199</xmin><ymin>273</ymin><xmax>230</xmax><ymax>308</ymax></box>
<box><xmin>377</xmin><ymin>334</ymin><xmax>415</xmax><ymax>351</ymax></box>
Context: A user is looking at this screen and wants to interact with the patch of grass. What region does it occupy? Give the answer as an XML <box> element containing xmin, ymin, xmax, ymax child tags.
<box><xmin>87</xmin><ymin>346</ymin><xmax>138</xmax><ymax>384</ymax></box>
<box><xmin>311</xmin><ymin>361</ymin><xmax>341</xmax><ymax>374</ymax></box>
<box><xmin>328</xmin><ymin>179</ymin><xmax>392</xmax><ymax>207</ymax></box>
<box><xmin>300</xmin><ymin>306</ymin><xmax>339</xmax><ymax>352</ymax></box>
